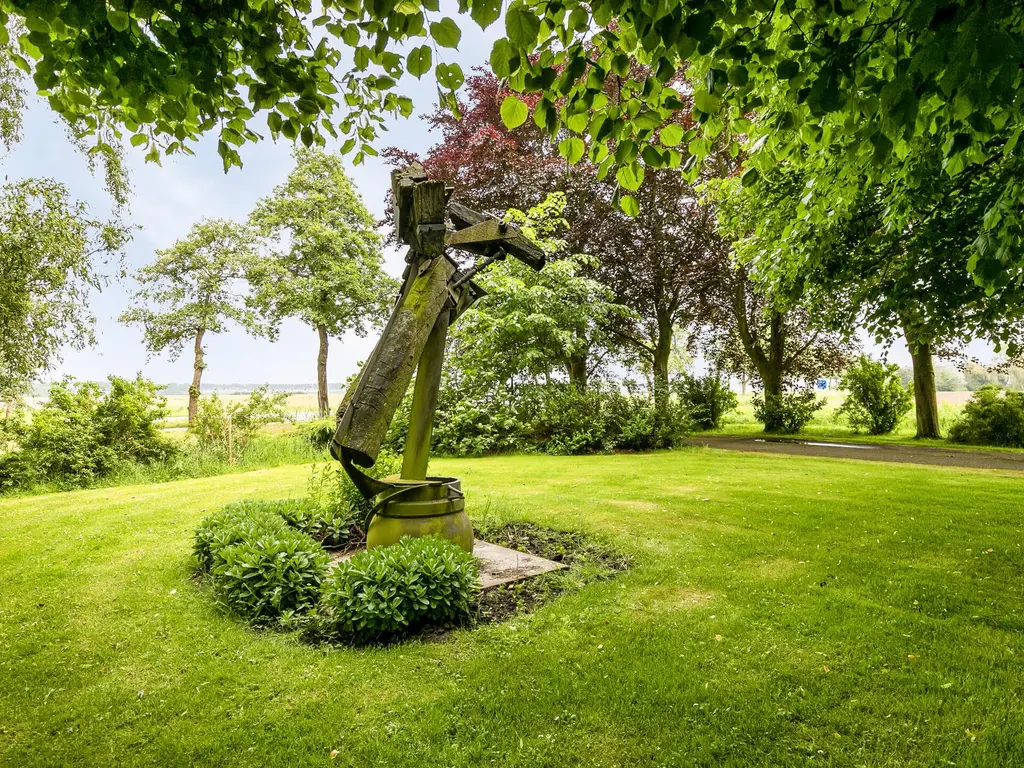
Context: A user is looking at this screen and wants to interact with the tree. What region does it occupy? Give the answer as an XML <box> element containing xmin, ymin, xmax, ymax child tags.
<box><xmin>121</xmin><ymin>219</ymin><xmax>259</xmax><ymax>426</ymax></box>
<box><xmin>704</xmin><ymin>266</ymin><xmax>857</xmax><ymax>400</ymax></box>
<box><xmin>7</xmin><ymin>1</ymin><xmax>1022</xmax><ymax>281</ymax></box>
<box><xmin>248</xmin><ymin>148</ymin><xmax>393</xmax><ymax>417</ymax></box>
<box><xmin>0</xmin><ymin>178</ymin><xmax>128</xmax><ymax>401</ymax></box>
<box><xmin>393</xmin><ymin>71</ymin><xmax>726</xmax><ymax>407</ymax></box>
<box><xmin>449</xmin><ymin>193</ymin><xmax>629</xmax><ymax>392</ymax></box>
<box><xmin>721</xmin><ymin>149</ymin><xmax>1024</xmax><ymax>438</ymax></box>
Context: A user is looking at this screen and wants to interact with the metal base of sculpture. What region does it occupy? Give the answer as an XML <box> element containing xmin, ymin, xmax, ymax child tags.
<box><xmin>366</xmin><ymin>477</ymin><xmax>472</xmax><ymax>552</ymax></box>
<box><xmin>330</xmin><ymin>163</ymin><xmax>545</xmax><ymax>550</ymax></box>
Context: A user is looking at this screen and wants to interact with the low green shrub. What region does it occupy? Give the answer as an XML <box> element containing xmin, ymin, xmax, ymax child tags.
<box><xmin>674</xmin><ymin>374</ymin><xmax>737</xmax><ymax>430</ymax></box>
<box><xmin>6</xmin><ymin>376</ymin><xmax>176</xmax><ymax>491</ymax></box>
<box><xmin>838</xmin><ymin>356</ymin><xmax>913</xmax><ymax>435</ymax></box>
<box><xmin>296</xmin><ymin>418</ymin><xmax>336</xmax><ymax>450</ymax></box>
<box><xmin>949</xmin><ymin>386</ymin><xmax>1024</xmax><ymax>447</ymax></box>
<box><xmin>192</xmin><ymin>500</ymin><xmax>290</xmax><ymax>572</ymax></box>
<box><xmin>306</xmin><ymin>451</ymin><xmax>402</xmax><ymax>534</ymax></box>
<box><xmin>0</xmin><ymin>449</ymin><xmax>36</xmax><ymax>492</ymax></box>
<box><xmin>752</xmin><ymin>390</ymin><xmax>825</xmax><ymax>433</ymax></box>
<box><xmin>191</xmin><ymin>387</ymin><xmax>289</xmax><ymax>457</ymax></box>
<box><xmin>275</xmin><ymin>496</ymin><xmax>354</xmax><ymax>549</ymax></box>
<box><xmin>317</xmin><ymin>536</ymin><xmax>479</xmax><ymax>645</ymax></box>
<box><xmin>213</xmin><ymin>526</ymin><xmax>330</xmax><ymax>625</ymax></box>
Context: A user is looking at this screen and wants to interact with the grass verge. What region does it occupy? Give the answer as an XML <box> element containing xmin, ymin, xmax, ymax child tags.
<box><xmin>2</xmin><ymin>450</ymin><xmax>1024</xmax><ymax>766</ymax></box>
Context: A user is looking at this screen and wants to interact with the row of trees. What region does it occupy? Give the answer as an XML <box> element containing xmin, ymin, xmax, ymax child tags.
<box><xmin>121</xmin><ymin>149</ymin><xmax>394</xmax><ymax>423</ymax></box>
<box><xmin>386</xmin><ymin>71</ymin><xmax>856</xmax><ymax>412</ymax></box>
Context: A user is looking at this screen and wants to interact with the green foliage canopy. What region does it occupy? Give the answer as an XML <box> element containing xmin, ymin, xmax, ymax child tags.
<box><xmin>121</xmin><ymin>218</ymin><xmax>260</xmax><ymax>359</ymax></box>
<box><xmin>0</xmin><ymin>178</ymin><xmax>129</xmax><ymax>400</ymax></box>
<box><xmin>247</xmin><ymin>148</ymin><xmax>393</xmax><ymax>339</ymax></box>
<box><xmin>451</xmin><ymin>193</ymin><xmax>630</xmax><ymax>390</ymax></box>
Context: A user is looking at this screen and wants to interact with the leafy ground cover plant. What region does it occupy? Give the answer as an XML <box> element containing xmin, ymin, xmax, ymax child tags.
<box><xmin>674</xmin><ymin>373</ymin><xmax>738</xmax><ymax>430</ymax></box>
<box><xmin>306</xmin><ymin>451</ymin><xmax>402</xmax><ymax>535</ymax></box>
<box><xmin>212</xmin><ymin>526</ymin><xmax>330</xmax><ymax>626</ymax></box>
<box><xmin>315</xmin><ymin>536</ymin><xmax>479</xmax><ymax>645</ymax></box>
<box><xmin>949</xmin><ymin>386</ymin><xmax>1024</xmax><ymax>447</ymax></box>
<box><xmin>752</xmin><ymin>390</ymin><xmax>825</xmax><ymax>434</ymax></box>
<box><xmin>192</xmin><ymin>500</ymin><xmax>291</xmax><ymax>573</ymax></box>
<box><xmin>837</xmin><ymin>356</ymin><xmax>913</xmax><ymax>435</ymax></box>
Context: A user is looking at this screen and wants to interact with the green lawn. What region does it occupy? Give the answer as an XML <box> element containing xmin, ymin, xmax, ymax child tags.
<box><xmin>2</xmin><ymin>450</ymin><xmax>1024</xmax><ymax>766</ymax></box>
<box><xmin>700</xmin><ymin>390</ymin><xmax>1024</xmax><ymax>452</ymax></box>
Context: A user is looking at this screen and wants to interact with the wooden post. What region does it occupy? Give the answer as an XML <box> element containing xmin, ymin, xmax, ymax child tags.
<box><xmin>401</xmin><ymin>307</ymin><xmax>451</xmax><ymax>480</ymax></box>
<box><xmin>333</xmin><ymin>255</ymin><xmax>456</xmax><ymax>467</ymax></box>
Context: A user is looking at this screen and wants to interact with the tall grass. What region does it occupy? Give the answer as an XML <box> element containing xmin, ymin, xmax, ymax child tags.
<box><xmin>2</xmin><ymin>435</ymin><xmax>327</xmax><ymax>498</ymax></box>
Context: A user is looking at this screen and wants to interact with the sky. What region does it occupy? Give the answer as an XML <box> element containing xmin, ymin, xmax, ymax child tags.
<box><xmin>1</xmin><ymin>19</ymin><xmax>994</xmax><ymax>394</ymax></box>
<box><xmin>1</xmin><ymin>18</ymin><xmax>501</xmax><ymax>393</ymax></box>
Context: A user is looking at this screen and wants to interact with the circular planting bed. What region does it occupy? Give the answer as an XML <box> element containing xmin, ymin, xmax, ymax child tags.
<box><xmin>192</xmin><ymin>497</ymin><xmax>630</xmax><ymax>646</ymax></box>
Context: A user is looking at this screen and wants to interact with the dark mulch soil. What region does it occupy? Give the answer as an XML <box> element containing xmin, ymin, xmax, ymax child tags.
<box><xmin>469</xmin><ymin>522</ymin><xmax>631</xmax><ymax>625</ymax></box>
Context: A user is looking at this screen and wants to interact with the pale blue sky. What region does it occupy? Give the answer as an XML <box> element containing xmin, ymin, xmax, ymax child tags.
<box><xmin>2</xmin><ymin>20</ymin><xmax>501</xmax><ymax>392</ymax></box>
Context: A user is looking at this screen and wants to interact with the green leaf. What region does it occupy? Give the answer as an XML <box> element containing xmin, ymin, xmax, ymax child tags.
<box><xmin>619</xmin><ymin>194</ymin><xmax>639</xmax><ymax>216</ymax></box>
<box><xmin>499</xmin><ymin>95</ymin><xmax>529</xmax><ymax>129</ymax></box>
<box><xmin>776</xmin><ymin>60</ymin><xmax>800</xmax><ymax>80</ymax></box>
<box><xmin>558</xmin><ymin>137</ymin><xmax>586</xmax><ymax>164</ymax></box>
<box><xmin>430</xmin><ymin>17</ymin><xmax>461</xmax><ymax>48</ymax></box>
<box><xmin>490</xmin><ymin>39</ymin><xmax>516</xmax><ymax>78</ymax></box>
<box><xmin>660</xmin><ymin>123</ymin><xmax>684</xmax><ymax>146</ymax></box>
<box><xmin>471</xmin><ymin>0</ymin><xmax>502</xmax><ymax>29</ymax></box>
<box><xmin>616</xmin><ymin>163</ymin><xmax>645</xmax><ymax>191</ymax></box>
<box><xmin>741</xmin><ymin>167</ymin><xmax>760</xmax><ymax>187</ymax></box>
<box><xmin>505</xmin><ymin>5</ymin><xmax>540</xmax><ymax>48</ymax></box>
<box><xmin>106</xmin><ymin>9</ymin><xmax>130</xmax><ymax>32</ymax></box>
<box><xmin>727</xmin><ymin>65</ymin><xmax>749</xmax><ymax>87</ymax></box>
<box><xmin>407</xmin><ymin>46</ymin><xmax>432</xmax><ymax>78</ymax></box>
<box><xmin>436</xmin><ymin>63</ymin><xmax>464</xmax><ymax>90</ymax></box>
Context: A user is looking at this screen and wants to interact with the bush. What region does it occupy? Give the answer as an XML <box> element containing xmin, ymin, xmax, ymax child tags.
<box><xmin>674</xmin><ymin>374</ymin><xmax>737</xmax><ymax>430</ymax></box>
<box><xmin>0</xmin><ymin>449</ymin><xmax>36</xmax><ymax>492</ymax></box>
<box><xmin>191</xmin><ymin>386</ymin><xmax>289</xmax><ymax>456</ymax></box>
<box><xmin>296</xmin><ymin>417</ymin><xmax>335</xmax><ymax>450</ymax></box>
<box><xmin>306</xmin><ymin>450</ymin><xmax>403</xmax><ymax>535</ymax></box>
<box><xmin>317</xmin><ymin>536</ymin><xmax>478</xmax><ymax>644</ymax></box>
<box><xmin>838</xmin><ymin>356</ymin><xmax>914</xmax><ymax>435</ymax></box>
<box><xmin>9</xmin><ymin>376</ymin><xmax>175</xmax><ymax>489</ymax></box>
<box><xmin>192</xmin><ymin>500</ymin><xmax>291</xmax><ymax>572</ymax></box>
<box><xmin>213</xmin><ymin>526</ymin><xmax>330</xmax><ymax>625</ymax></box>
<box><xmin>752</xmin><ymin>390</ymin><xmax>825</xmax><ymax>433</ymax></box>
<box><xmin>949</xmin><ymin>386</ymin><xmax>1024</xmax><ymax>447</ymax></box>
<box><xmin>275</xmin><ymin>496</ymin><xmax>354</xmax><ymax>549</ymax></box>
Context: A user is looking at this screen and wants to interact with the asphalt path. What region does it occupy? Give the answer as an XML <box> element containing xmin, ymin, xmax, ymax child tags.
<box><xmin>685</xmin><ymin>435</ymin><xmax>1024</xmax><ymax>472</ymax></box>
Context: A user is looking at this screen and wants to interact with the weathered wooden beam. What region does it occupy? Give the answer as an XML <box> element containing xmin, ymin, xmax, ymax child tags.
<box><xmin>391</xmin><ymin>163</ymin><xmax>428</xmax><ymax>245</ymax></box>
<box><xmin>411</xmin><ymin>179</ymin><xmax>448</xmax><ymax>256</ymax></box>
<box><xmin>447</xmin><ymin>201</ymin><xmax>546</xmax><ymax>270</ymax></box>
<box><xmin>332</xmin><ymin>255</ymin><xmax>456</xmax><ymax>467</ymax></box>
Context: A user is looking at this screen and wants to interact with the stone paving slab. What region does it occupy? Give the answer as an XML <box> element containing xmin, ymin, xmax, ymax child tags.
<box><xmin>472</xmin><ymin>539</ymin><xmax>567</xmax><ymax>588</ymax></box>
<box><xmin>330</xmin><ymin>539</ymin><xmax>566</xmax><ymax>589</ymax></box>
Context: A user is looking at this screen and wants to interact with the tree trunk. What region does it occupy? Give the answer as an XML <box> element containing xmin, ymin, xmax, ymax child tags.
<box><xmin>566</xmin><ymin>354</ymin><xmax>588</xmax><ymax>391</ymax></box>
<box><xmin>317</xmin><ymin>324</ymin><xmax>330</xmax><ymax>418</ymax></box>
<box><xmin>188</xmin><ymin>327</ymin><xmax>206</xmax><ymax>427</ymax></box>
<box><xmin>652</xmin><ymin>312</ymin><xmax>673</xmax><ymax>409</ymax></box>
<box><xmin>905</xmin><ymin>331</ymin><xmax>941</xmax><ymax>439</ymax></box>
<box><xmin>762</xmin><ymin>311</ymin><xmax>785</xmax><ymax>399</ymax></box>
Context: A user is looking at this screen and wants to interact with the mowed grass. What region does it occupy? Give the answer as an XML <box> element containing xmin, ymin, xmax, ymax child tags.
<box><xmin>701</xmin><ymin>391</ymin><xmax>1015</xmax><ymax>450</ymax></box>
<box><xmin>2</xmin><ymin>450</ymin><xmax>1024</xmax><ymax>767</ymax></box>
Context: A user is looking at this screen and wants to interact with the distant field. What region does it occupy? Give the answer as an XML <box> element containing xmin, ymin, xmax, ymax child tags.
<box><xmin>160</xmin><ymin>392</ymin><xmax>329</xmax><ymax>419</ymax></box>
